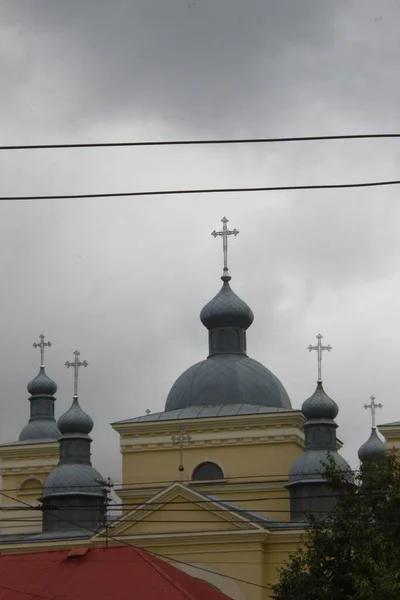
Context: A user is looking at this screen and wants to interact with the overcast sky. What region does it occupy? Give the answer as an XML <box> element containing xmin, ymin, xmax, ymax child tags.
<box><xmin>1</xmin><ymin>0</ymin><xmax>400</xmax><ymax>483</ymax></box>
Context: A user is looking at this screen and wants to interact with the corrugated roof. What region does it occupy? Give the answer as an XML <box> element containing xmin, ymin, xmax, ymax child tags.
<box><xmin>0</xmin><ymin>546</ymin><xmax>233</xmax><ymax>600</ymax></box>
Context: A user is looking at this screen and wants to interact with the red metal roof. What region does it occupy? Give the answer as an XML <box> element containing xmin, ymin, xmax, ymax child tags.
<box><xmin>0</xmin><ymin>545</ymin><xmax>233</xmax><ymax>600</ymax></box>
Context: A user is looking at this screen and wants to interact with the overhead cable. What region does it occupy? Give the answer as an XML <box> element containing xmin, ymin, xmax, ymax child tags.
<box><xmin>1</xmin><ymin>178</ymin><xmax>400</xmax><ymax>202</ymax></box>
<box><xmin>2</xmin><ymin>132</ymin><xmax>400</xmax><ymax>151</ymax></box>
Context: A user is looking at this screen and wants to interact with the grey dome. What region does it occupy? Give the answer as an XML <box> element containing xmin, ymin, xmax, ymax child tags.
<box><xmin>57</xmin><ymin>398</ymin><xmax>93</xmax><ymax>435</ymax></box>
<box><xmin>200</xmin><ymin>280</ymin><xmax>254</xmax><ymax>330</ymax></box>
<box><xmin>19</xmin><ymin>420</ymin><xmax>60</xmax><ymax>442</ymax></box>
<box><xmin>165</xmin><ymin>354</ymin><xmax>291</xmax><ymax>411</ymax></box>
<box><xmin>302</xmin><ymin>382</ymin><xmax>339</xmax><ymax>420</ymax></box>
<box><xmin>288</xmin><ymin>449</ymin><xmax>352</xmax><ymax>485</ymax></box>
<box><xmin>358</xmin><ymin>428</ymin><xmax>385</xmax><ymax>462</ymax></box>
<box><xmin>27</xmin><ymin>367</ymin><xmax>57</xmax><ymax>397</ymax></box>
<box><xmin>42</xmin><ymin>463</ymin><xmax>104</xmax><ymax>498</ymax></box>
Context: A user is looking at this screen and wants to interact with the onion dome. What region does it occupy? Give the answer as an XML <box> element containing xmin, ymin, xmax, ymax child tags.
<box><xmin>302</xmin><ymin>382</ymin><xmax>339</xmax><ymax>420</ymax></box>
<box><xmin>27</xmin><ymin>367</ymin><xmax>57</xmax><ymax>397</ymax></box>
<box><xmin>57</xmin><ymin>398</ymin><xmax>94</xmax><ymax>435</ymax></box>
<box><xmin>200</xmin><ymin>279</ymin><xmax>254</xmax><ymax>330</ymax></box>
<box><xmin>19</xmin><ymin>361</ymin><xmax>60</xmax><ymax>442</ymax></box>
<box><xmin>358</xmin><ymin>428</ymin><xmax>385</xmax><ymax>462</ymax></box>
<box><xmin>287</xmin><ymin>378</ymin><xmax>351</xmax><ymax>521</ymax></box>
<box><xmin>165</xmin><ymin>276</ymin><xmax>291</xmax><ymax>412</ymax></box>
<box><xmin>165</xmin><ymin>218</ymin><xmax>291</xmax><ymax>412</ymax></box>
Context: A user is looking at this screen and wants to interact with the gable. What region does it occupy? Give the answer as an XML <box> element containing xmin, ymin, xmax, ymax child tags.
<box><xmin>101</xmin><ymin>483</ymin><xmax>263</xmax><ymax>538</ymax></box>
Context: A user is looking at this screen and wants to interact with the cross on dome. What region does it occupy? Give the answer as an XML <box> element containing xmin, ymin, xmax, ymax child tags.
<box><xmin>307</xmin><ymin>333</ymin><xmax>332</xmax><ymax>383</ymax></box>
<box><xmin>65</xmin><ymin>350</ymin><xmax>88</xmax><ymax>399</ymax></box>
<box><xmin>33</xmin><ymin>334</ymin><xmax>52</xmax><ymax>368</ymax></box>
<box><xmin>364</xmin><ymin>395</ymin><xmax>383</xmax><ymax>429</ymax></box>
<box><xmin>211</xmin><ymin>216</ymin><xmax>239</xmax><ymax>281</ymax></box>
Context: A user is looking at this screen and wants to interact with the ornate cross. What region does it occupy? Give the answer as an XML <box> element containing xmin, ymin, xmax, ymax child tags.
<box><xmin>65</xmin><ymin>350</ymin><xmax>88</xmax><ymax>398</ymax></box>
<box><xmin>171</xmin><ymin>427</ymin><xmax>192</xmax><ymax>481</ymax></box>
<box><xmin>307</xmin><ymin>333</ymin><xmax>332</xmax><ymax>382</ymax></box>
<box><xmin>33</xmin><ymin>334</ymin><xmax>52</xmax><ymax>368</ymax></box>
<box><xmin>211</xmin><ymin>216</ymin><xmax>239</xmax><ymax>280</ymax></box>
<box><xmin>364</xmin><ymin>396</ymin><xmax>383</xmax><ymax>429</ymax></box>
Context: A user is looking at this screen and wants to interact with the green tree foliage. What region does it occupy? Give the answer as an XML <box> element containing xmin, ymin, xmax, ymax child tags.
<box><xmin>273</xmin><ymin>452</ymin><xmax>400</xmax><ymax>600</ymax></box>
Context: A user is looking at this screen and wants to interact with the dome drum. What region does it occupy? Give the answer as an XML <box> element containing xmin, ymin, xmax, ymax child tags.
<box><xmin>304</xmin><ymin>422</ymin><xmax>337</xmax><ymax>450</ymax></box>
<box><xmin>42</xmin><ymin>494</ymin><xmax>105</xmax><ymax>535</ymax></box>
<box><xmin>208</xmin><ymin>327</ymin><xmax>246</xmax><ymax>357</ymax></box>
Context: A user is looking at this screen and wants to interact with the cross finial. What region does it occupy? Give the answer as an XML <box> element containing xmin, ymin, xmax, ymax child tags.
<box><xmin>33</xmin><ymin>334</ymin><xmax>52</xmax><ymax>368</ymax></box>
<box><xmin>171</xmin><ymin>427</ymin><xmax>192</xmax><ymax>481</ymax></box>
<box><xmin>307</xmin><ymin>333</ymin><xmax>332</xmax><ymax>383</ymax></box>
<box><xmin>65</xmin><ymin>350</ymin><xmax>88</xmax><ymax>398</ymax></box>
<box><xmin>211</xmin><ymin>216</ymin><xmax>239</xmax><ymax>281</ymax></box>
<box><xmin>363</xmin><ymin>395</ymin><xmax>383</xmax><ymax>429</ymax></box>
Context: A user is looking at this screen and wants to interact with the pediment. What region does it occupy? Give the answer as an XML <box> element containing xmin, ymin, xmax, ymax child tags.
<box><xmin>96</xmin><ymin>482</ymin><xmax>263</xmax><ymax>538</ymax></box>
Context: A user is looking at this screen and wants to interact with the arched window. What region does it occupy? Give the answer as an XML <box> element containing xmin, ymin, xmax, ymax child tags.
<box><xmin>19</xmin><ymin>478</ymin><xmax>42</xmax><ymax>495</ymax></box>
<box><xmin>192</xmin><ymin>462</ymin><xmax>224</xmax><ymax>481</ymax></box>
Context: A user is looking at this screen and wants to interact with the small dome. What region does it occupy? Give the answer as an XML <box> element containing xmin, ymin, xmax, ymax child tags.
<box><xmin>19</xmin><ymin>420</ymin><xmax>60</xmax><ymax>442</ymax></box>
<box><xmin>288</xmin><ymin>449</ymin><xmax>352</xmax><ymax>485</ymax></box>
<box><xmin>200</xmin><ymin>280</ymin><xmax>254</xmax><ymax>330</ymax></box>
<box><xmin>42</xmin><ymin>463</ymin><xmax>104</xmax><ymax>498</ymax></box>
<box><xmin>27</xmin><ymin>367</ymin><xmax>57</xmax><ymax>397</ymax></box>
<box><xmin>57</xmin><ymin>398</ymin><xmax>94</xmax><ymax>435</ymax></box>
<box><xmin>358</xmin><ymin>428</ymin><xmax>385</xmax><ymax>462</ymax></box>
<box><xmin>302</xmin><ymin>382</ymin><xmax>338</xmax><ymax>420</ymax></box>
<box><xmin>165</xmin><ymin>354</ymin><xmax>291</xmax><ymax>411</ymax></box>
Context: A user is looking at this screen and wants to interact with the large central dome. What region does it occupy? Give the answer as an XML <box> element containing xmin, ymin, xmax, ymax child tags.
<box><xmin>165</xmin><ymin>353</ymin><xmax>291</xmax><ymax>411</ymax></box>
<box><xmin>165</xmin><ymin>272</ymin><xmax>291</xmax><ymax>412</ymax></box>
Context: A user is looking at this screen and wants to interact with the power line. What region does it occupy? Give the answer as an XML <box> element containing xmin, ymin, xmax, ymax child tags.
<box><xmin>1</xmin><ymin>178</ymin><xmax>400</xmax><ymax>202</ymax></box>
<box><xmin>0</xmin><ymin>581</ymin><xmax>59</xmax><ymax>600</ymax></box>
<box><xmin>0</xmin><ymin>489</ymin><xmax>275</xmax><ymax>593</ymax></box>
<box><xmin>2</xmin><ymin>132</ymin><xmax>400</xmax><ymax>151</ymax></box>
<box><xmin>0</xmin><ymin>464</ymin><xmax>366</xmax><ymax>494</ymax></box>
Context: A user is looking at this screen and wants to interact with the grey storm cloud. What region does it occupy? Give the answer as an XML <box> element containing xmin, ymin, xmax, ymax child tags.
<box><xmin>2</xmin><ymin>0</ymin><xmax>348</xmax><ymax>133</ymax></box>
<box><xmin>0</xmin><ymin>0</ymin><xmax>400</xmax><ymax>483</ymax></box>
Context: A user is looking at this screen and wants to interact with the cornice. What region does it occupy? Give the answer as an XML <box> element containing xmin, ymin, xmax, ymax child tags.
<box><xmin>117</xmin><ymin>478</ymin><xmax>290</xmax><ymax>500</ymax></box>
<box><xmin>0</xmin><ymin>537</ymin><xmax>90</xmax><ymax>553</ymax></box>
<box><xmin>267</xmin><ymin>528</ymin><xmax>306</xmax><ymax>545</ymax></box>
<box><xmin>0</xmin><ymin>442</ymin><xmax>59</xmax><ymax>460</ymax></box>
<box><xmin>113</xmin><ymin>411</ymin><xmax>305</xmax><ymax>437</ymax></box>
<box><xmin>120</xmin><ymin>431</ymin><xmax>305</xmax><ymax>454</ymax></box>
<box><xmin>96</xmin><ymin>529</ymin><xmax>269</xmax><ymax>548</ymax></box>
<box><xmin>0</xmin><ymin>526</ymin><xmax>304</xmax><ymax>554</ymax></box>
<box><xmin>378</xmin><ymin>424</ymin><xmax>399</xmax><ymax>440</ymax></box>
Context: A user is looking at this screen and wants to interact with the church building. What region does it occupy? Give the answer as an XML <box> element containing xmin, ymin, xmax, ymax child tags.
<box><xmin>0</xmin><ymin>218</ymin><xmax>396</xmax><ymax>600</ymax></box>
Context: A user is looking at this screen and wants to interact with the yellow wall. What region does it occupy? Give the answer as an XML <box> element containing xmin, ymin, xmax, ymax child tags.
<box><xmin>0</xmin><ymin>441</ymin><xmax>59</xmax><ymax>534</ymax></box>
<box><xmin>114</xmin><ymin>411</ymin><xmax>305</xmax><ymax>518</ymax></box>
<box><xmin>0</xmin><ymin>411</ymin><xmax>307</xmax><ymax>599</ymax></box>
<box><xmin>379</xmin><ymin>423</ymin><xmax>400</xmax><ymax>453</ymax></box>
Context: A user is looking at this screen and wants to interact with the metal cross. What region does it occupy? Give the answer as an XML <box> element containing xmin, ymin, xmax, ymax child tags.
<box><xmin>211</xmin><ymin>216</ymin><xmax>239</xmax><ymax>280</ymax></box>
<box><xmin>33</xmin><ymin>334</ymin><xmax>52</xmax><ymax>368</ymax></box>
<box><xmin>171</xmin><ymin>427</ymin><xmax>192</xmax><ymax>481</ymax></box>
<box><xmin>65</xmin><ymin>350</ymin><xmax>88</xmax><ymax>398</ymax></box>
<box><xmin>307</xmin><ymin>333</ymin><xmax>332</xmax><ymax>382</ymax></box>
<box><xmin>364</xmin><ymin>396</ymin><xmax>383</xmax><ymax>429</ymax></box>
